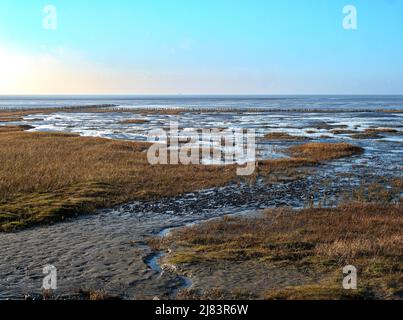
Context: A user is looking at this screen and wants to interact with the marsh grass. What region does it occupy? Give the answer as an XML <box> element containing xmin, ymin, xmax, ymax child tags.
<box><xmin>0</xmin><ymin>117</ymin><xmax>23</xmax><ymax>122</ymax></box>
<box><xmin>0</xmin><ymin>125</ymin><xmax>364</xmax><ymax>232</ymax></box>
<box><xmin>264</xmin><ymin>132</ymin><xmax>310</xmax><ymax>141</ymax></box>
<box><xmin>0</xmin><ymin>125</ymin><xmax>34</xmax><ymax>132</ymax></box>
<box><xmin>286</xmin><ymin>142</ymin><xmax>364</xmax><ymax>161</ymax></box>
<box><xmin>119</xmin><ymin>119</ymin><xmax>150</xmax><ymax>124</ymax></box>
<box><xmin>73</xmin><ymin>289</ymin><xmax>121</xmax><ymax>300</ymax></box>
<box><xmin>155</xmin><ymin>202</ymin><xmax>402</xmax><ymax>300</ymax></box>
<box><xmin>38</xmin><ymin>288</ymin><xmax>122</xmax><ymax>300</ymax></box>
<box><xmin>0</xmin><ymin>130</ymin><xmax>237</xmax><ymax>231</ymax></box>
<box><xmin>350</xmin><ymin>132</ymin><xmax>384</xmax><ymax>140</ymax></box>
<box><xmin>329</xmin><ymin>129</ymin><xmax>357</xmax><ymax>135</ymax></box>
<box><xmin>365</xmin><ymin>128</ymin><xmax>398</xmax><ymax>133</ymax></box>
<box><xmin>348</xmin><ymin>181</ymin><xmax>402</xmax><ymax>204</ymax></box>
<box><xmin>256</xmin><ymin>142</ymin><xmax>364</xmax><ymax>179</ymax></box>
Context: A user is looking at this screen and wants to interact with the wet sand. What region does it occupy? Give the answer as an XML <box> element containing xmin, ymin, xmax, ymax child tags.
<box><xmin>0</xmin><ymin>203</ymin><xmax>226</xmax><ymax>299</ymax></box>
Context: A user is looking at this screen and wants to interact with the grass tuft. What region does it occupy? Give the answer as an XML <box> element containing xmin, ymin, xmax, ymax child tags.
<box><xmin>286</xmin><ymin>142</ymin><xmax>364</xmax><ymax>161</ymax></box>
<box><xmin>264</xmin><ymin>132</ymin><xmax>310</xmax><ymax>141</ymax></box>
<box><xmin>156</xmin><ymin>202</ymin><xmax>402</xmax><ymax>300</ymax></box>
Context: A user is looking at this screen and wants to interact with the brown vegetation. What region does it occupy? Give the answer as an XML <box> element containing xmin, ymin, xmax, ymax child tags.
<box><xmin>364</xmin><ymin>128</ymin><xmax>398</xmax><ymax>134</ymax></box>
<box><xmin>0</xmin><ymin>125</ymin><xmax>34</xmax><ymax>133</ymax></box>
<box><xmin>350</xmin><ymin>132</ymin><xmax>384</xmax><ymax>140</ymax></box>
<box><xmin>264</xmin><ymin>132</ymin><xmax>310</xmax><ymax>141</ymax></box>
<box><xmin>286</xmin><ymin>142</ymin><xmax>364</xmax><ymax>161</ymax></box>
<box><xmin>73</xmin><ymin>289</ymin><xmax>121</xmax><ymax>300</ymax></box>
<box><xmin>329</xmin><ymin>129</ymin><xmax>357</xmax><ymax>135</ymax></box>
<box><xmin>0</xmin><ymin>117</ymin><xmax>22</xmax><ymax>122</ymax></box>
<box><xmin>392</xmin><ymin>178</ymin><xmax>403</xmax><ymax>189</ymax></box>
<box><xmin>255</xmin><ymin>142</ymin><xmax>363</xmax><ymax>179</ymax></box>
<box><xmin>0</xmin><ymin>130</ymin><xmax>237</xmax><ymax>232</ymax></box>
<box><xmin>119</xmin><ymin>119</ymin><xmax>150</xmax><ymax>124</ymax></box>
<box><xmin>0</xmin><ymin>105</ymin><xmax>116</xmax><ymax>117</ymax></box>
<box><xmin>0</xmin><ymin>126</ymin><xmax>364</xmax><ymax>232</ymax></box>
<box><xmin>154</xmin><ymin>202</ymin><xmax>402</xmax><ymax>300</ymax></box>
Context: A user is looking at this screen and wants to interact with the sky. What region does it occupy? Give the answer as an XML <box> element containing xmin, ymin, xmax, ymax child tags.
<box><xmin>0</xmin><ymin>0</ymin><xmax>402</xmax><ymax>95</ymax></box>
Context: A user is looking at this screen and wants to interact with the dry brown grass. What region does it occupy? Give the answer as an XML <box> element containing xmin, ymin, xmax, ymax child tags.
<box><xmin>0</xmin><ymin>130</ymin><xmax>237</xmax><ymax>232</ymax></box>
<box><xmin>156</xmin><ymin>202</ymin><xmax>402</xmax><ymax>300</ymax></box>
<box><xmin>392</xmin><ymin>178</ymin><xmax>403</xmax><ymax>189</ymax></box>
<box><xmin>119</xmin><ymin>119</ymin><xmax>150</xmax><ymax>124</ymax></box>
<box><xmin>0</xmin><ymin>108</ymin><xmax>61</xmax><ymax>119</ymax></box>
<box><xmin>255</xmin><ymin>142</ymin><xmax>363</xmax><ymax>177</ymax></box>
<box><xmin>286</xmin><ymin>142</ymin><xmax>364</xmax><ymax>161</ymax></box>
<box><xmin>69</xmin><ymin>289</ymin><xmax>121</xmax><ymax>300</ymax></box>
<box><xmin>0</xmin><ymin>125</ymin><xmax>34</xmax><ymax>133</ymax></box>
<box><xmin>264</xmin><ymin>132</ymin><xmax>310</xmax><ymax>141</ymax></box>
<box><xmin>329</xmin><ymin>129</ymin><xmax>357</xmax><ymax>135</ymax></box>
<box><xmin>0</xmin><ymin>127</ymin><xmax>364</xmax><ymax>233</ymax></box>
<box><xmin>350</xmin><ymin>132</ymin><xmax>384</xmax><ymax>140</ymax></box>
<box><xmin>365</xmin><ymin>128</ymin><xmax>398</xmax><ymax>133</ymax></box>
<box><xmin>379</xmin><ymin>109</ymin><xmax>403</xmax><ymax>113</ymax></box>
<box><xmin>0</xmin><ymin>117</ymin><xmax>23</xmax><ymax>122</ymax></box>
<box><xmin>0</xmin><ymin>105</ymin><xmax>116</xmax><ymax>117</ymax></box>
<box><xmin>257</xmin><ymin>158</ymin><xmax>316</xmax><ymax>173</ymax></box>
<box><xmin>264</xmin><ymin>284</ymin><xmax>368</xmax><ymax>300</ymax></box>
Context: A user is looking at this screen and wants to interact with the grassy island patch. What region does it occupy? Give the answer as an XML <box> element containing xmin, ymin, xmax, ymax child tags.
<box><xmin>350</xmin><ymin>132</ymin><xmax>384</xmax><ymax>140</ymax></box>
<box><xmin>286</xmin><ymin>142</ymin><xmax>364</xmax><ymax>161</ymax></box>
<box><xmin>153</xmin><ymin>202</ymin><xmax>402</xmax><ymax>300</ymax></box>
<box><xmin>119</xmin><ymin>119</ymin><xmax>150</xmax><ymax>124</ymax></box>
<box><xmin>365</xmin><ymin>128</ymin><xmax>398</xmax><ymax>133</ymax></box>
<box><xmin>264</xmin><ymin>132</ymin><xmax>310</xmax><ymax>141</ymax></box>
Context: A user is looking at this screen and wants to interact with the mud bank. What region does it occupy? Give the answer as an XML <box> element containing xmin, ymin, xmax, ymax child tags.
<box><xmin>0</xmin><ymin>187</ymin><xmax>263</xmax><ymax>300</ymax></box>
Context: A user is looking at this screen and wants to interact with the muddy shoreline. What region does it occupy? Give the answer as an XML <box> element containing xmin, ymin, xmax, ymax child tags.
<box><xmin>0</xmin><ymin>107</ymin><xmax>402</xmax><ymax>299</ymax></box>
<box><xmin>0</xmin><ymin>181</ymin><xmax>272</xmax><ymax>300</ymax></box>
<box><xmin>0</xmin><ymin>158</ymin><xmax>399</xmax><ymax>300</ymax></box>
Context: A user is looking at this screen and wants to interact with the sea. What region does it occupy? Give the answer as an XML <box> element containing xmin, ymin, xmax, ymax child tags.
<box><xmin>1</xmin><ymin>95</ymin><xmax>403</xmax><ymax>111</ymax></box>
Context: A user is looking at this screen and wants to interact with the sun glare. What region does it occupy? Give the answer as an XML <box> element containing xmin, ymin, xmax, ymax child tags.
<box><xmin>0</xmin><ymin>49</ymin><xmax>33</xmax><ymax>94</ymax></box>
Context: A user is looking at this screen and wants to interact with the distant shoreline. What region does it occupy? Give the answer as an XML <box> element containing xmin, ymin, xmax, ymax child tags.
<box><xmin>0</xmin><ymin>105</ymin><xmax>402</xmax><ymax>114</ymax></box>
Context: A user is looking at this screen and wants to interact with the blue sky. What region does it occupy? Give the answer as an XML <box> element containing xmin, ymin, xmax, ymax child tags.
<box><xmin>0</xmin><ymin>0</ymin><xmax>402</xmax><ymax>94</ymax></box>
